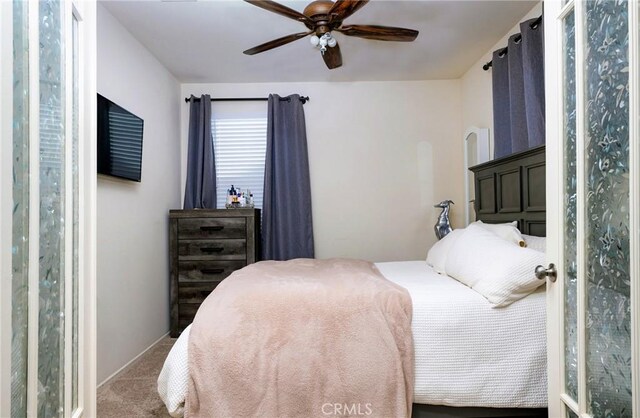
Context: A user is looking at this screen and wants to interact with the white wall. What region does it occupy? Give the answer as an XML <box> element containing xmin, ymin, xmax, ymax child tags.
<box><xmin>461</xmin><ymin>2</ymin><xmax>543</xmax><ymax>140</ymax></box>
<box><xmin>182</xmin><ymin>81</ymin><xmax>463</xmax><ymax>262</ymax></box>
<box><xmin>97</xmin><ymin>4</ymin><xmax>181</xmax><ymax>384</ymax></box>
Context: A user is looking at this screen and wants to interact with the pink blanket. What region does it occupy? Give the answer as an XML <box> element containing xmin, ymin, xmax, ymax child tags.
<box><xmin>186</xmin><ymin>258</ymin><xmax>414</xmax><ymax>418</ymax></box>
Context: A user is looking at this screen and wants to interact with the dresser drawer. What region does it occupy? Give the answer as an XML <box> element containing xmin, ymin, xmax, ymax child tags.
<box><xmin>178</xmin><ymin>239</ymin><xmax>246</xmax><ymax>260</ymax></box>
<box><xmin>179</xmin><ymin>302</ymin><xmax>200</xmax><ymax>317</ymax></box>
<box><xmin>178</xmin><ymin>217</ymin><xmax>246</xmax><ymax>239</ymax></box>
<box><xmin>178</xmin><ymin>303</ymin><xmax>201</xmax><ymax>325</ymax></box>
<box><xmin>178</xmin><ymin>282</ymin><xmax>219</xmax><ymax>304</ymax></box>
<box><xmin>178</xmin><ymin>260</ymin><xmax>246</xmax><ymax>283</ymax></box>
<box><xmin>178</xmin><ymin>318</ymin><xmax>194</xmax><ymax>331</ymax></box>
<box><xmin>178</xmin><ymin>303</ymin><xmax>200</xmax><ymax>318</ymax></box>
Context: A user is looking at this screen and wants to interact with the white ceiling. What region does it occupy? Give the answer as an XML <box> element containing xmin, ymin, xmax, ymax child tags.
<box><xmin>100</xmin><ymin>0</ymin><xmax>538</xmax><ymax>83</ymax></box>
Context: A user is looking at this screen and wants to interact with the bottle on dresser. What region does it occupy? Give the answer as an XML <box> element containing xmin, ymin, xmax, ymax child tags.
<box><xmin>226</xmin><ymin>188</ymin><xmax>233</xmax><ymax>207</ymax></box>
<box><xmin>227</xmin><ymin>185</ymin><xmax>237</xmax><ymax>208</ymax></box>
<box><xmin>247</xmin><ymin>190</ymin><xmax>254</xmax><ymax>208</ymax></box>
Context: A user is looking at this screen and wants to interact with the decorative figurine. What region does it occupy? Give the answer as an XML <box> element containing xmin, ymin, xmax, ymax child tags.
<box><xmin>434</xmin><ymin>200</ymin><xmax>454</xmax><ymax>240</ymax></box>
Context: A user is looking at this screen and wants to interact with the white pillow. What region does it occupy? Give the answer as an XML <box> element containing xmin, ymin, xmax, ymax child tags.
<box><xmin>426</xmin><ymin>229</ymin><xmax>464</xmax><ymax>275</ymax></box>
<box><xmin>523</xmin><ymin>234</ymin><xmax>546</xmax><ymax>253</ymax></box>
<box><xmin>445</xmin><ymin>224</ymin><xmax>545</xmax><ymax>307</ymax></box>
<box><xmin>472</xmin><ymin>220</ymin><xmax>526</xmax><ymax>247</ymax></box>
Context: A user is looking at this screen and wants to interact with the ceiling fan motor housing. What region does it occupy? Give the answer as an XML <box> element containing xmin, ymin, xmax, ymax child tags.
<box><xmin>303</xmin><ymin>0</ymin><xmax>340</xmax><ymax>35</ymax></box>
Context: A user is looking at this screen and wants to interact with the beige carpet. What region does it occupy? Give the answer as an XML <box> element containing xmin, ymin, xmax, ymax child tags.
<box><xmin>97</xmin><ymin>336</ymin><xmax>175</xmax><ymax>417</ymax></box>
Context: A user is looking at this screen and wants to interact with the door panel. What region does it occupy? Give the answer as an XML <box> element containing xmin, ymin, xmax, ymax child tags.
<box><xmin>38</xmin><ymin>0</ymin><xmax>66</xmax><ymax>415</ymax></box>
<box><xmin>583</xmin><ymin>1</ymin><xmax>631</xmax><ymax>416</ymax></box>
<box><xmin>71</xmin><ymin>10</ymin><xmax>80</xmax><ymax>413</ymax></box>
<box><xmin>562</xmin><ymin>8</ymin><xmax>578</xmax><ymax>403</ymax></box>
<box><xmin>11</xmin><ymin>1</ymin><xmax>30</xmax><ymax>416</ymax></box>
<box><xmin>547</xmin><ymin>0</ymin><xmax>636</xmax><ymax>416</ymax></box>
<box><xmin>0</xmin><ymin>1</ymin><xmax>96</xmax><ymax>416</ymax></box>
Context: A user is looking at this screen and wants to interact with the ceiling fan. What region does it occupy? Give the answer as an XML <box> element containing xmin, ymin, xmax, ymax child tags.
<box><xmin>243</xmin><ymin>0</ymin><xmax>419</xmax><ymax>69</ymax></box>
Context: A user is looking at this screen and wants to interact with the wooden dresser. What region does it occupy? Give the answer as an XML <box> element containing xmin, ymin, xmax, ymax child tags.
<box><xmin>169</xmin><ymin>208</ymin><xmax>261</xmax><ymax>336</ymax></box>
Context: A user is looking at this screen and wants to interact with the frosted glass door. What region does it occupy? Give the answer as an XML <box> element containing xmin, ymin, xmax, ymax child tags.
<box><xmin>562</xmin><ymin>8</ymin><xmax>578</xmax><ymax>405</ymax></box>
<box><xmin>1</xmin><ymin>1</ymin><xmax>96</xmax><ymax>416</ymax></box>
<box><xmin>546</xmin><ymin>0</ymin><xmax>638</xmax><ymax>417</ymax></box>
<box><xmin>583</xmin><ymin>1</ymin><xmax>632</xmax><ymax>416</ymax></box>
<box><xmin>38</xmin><ymin>1</ymin><xmax>66</xmax><ymax>415</ymax></box>
<box><xmin>10</xmin><ymin>1</ymin><xmax>31</xmax><ymax>416</ymax></box>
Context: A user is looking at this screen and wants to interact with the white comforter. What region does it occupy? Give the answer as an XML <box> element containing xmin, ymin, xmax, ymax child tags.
<box><xmin>158</xmin><ymin>261</ymin><xmax>547</xmax><ymax>416</ymax></box>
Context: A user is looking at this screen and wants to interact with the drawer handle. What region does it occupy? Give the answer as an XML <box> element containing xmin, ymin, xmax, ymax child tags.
<box><xmin>200</xmin><ymin>226</ymin><xmax>224</xmax><ymax>232</ymax></box>
<box><xmin>201</xmin><ymin>268</ymin><xmax>224</xmax><ymax>275</ymax></box>
<box><xmin>201</xmin><ymin>247</ymin><xmax>224</xmax><ymax>253</ymax></box>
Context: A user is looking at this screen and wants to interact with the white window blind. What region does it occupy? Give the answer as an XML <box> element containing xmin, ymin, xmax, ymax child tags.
<box><xmin>211</xmin><ymin>105</ymin><xmax>267</xmax><ymax>209</ymax></box>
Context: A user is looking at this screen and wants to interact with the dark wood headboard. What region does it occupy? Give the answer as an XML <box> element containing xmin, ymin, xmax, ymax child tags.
<box><xmin>469</xmin><ymin>145</ymin><xmax>546</xmax><ymax>236</ymax></box>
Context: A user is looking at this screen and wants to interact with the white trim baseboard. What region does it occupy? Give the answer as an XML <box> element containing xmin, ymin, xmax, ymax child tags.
<box><xmin>97</xmin><ymin>331</ymin><xmax>170</xmax><ymax>388</ymax></box>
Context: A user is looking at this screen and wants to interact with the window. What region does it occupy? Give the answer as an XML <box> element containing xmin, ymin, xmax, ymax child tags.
<box><xmin>211</xmin><ymin>102</ymin><xmax>267</xmax><ymax>209</ymax></box>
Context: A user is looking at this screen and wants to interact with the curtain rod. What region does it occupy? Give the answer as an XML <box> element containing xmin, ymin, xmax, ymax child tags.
<box><xmin>184</xmin><ymin>96</ymin><xmax>309</xmax><ymax>104</ymax></box>
<box><xmin>482</xmin><ymin>15</ymin><xmax>542</xmax><ymax>71</ymax></box>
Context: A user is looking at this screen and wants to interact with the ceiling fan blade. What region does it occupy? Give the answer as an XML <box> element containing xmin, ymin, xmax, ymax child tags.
<box><xmin>322</xmin><ymin>44</ymin><xmax>343</xmax><ymax>69</ymax></box>
<box><xmin>329</xmin><ymin>0</ymin><xmax>369</xmax><ymax>22</ymax></box>
<box><xmin>243</xmin><ymin>31</ymin><xmax>313</xmax><ymax>55</ymax></box>
<box><xmin>336</xmin><ymin>25</ymin><xmax>419</xmax><ymax>42</ymax></box>
<box><xmin>244</xmin><ymin>0</ymin><xmax>314</xmax><ymax>26</ymax></box>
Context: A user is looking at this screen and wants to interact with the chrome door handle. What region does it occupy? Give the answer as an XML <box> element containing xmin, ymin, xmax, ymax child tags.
<box><xmin>535</xmin><ymin>263</ymin><xmax>557</xmax><ymax>282</ymax></box>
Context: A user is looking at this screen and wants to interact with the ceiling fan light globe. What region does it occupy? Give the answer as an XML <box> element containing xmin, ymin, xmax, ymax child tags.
<box><xmin>319</xmin><ymin>37</ymin><xmax>328</xmax><ymax>47</ymax></box>
<box><xmin>310</xmin><ymin>35</ymin><xmax>320</xmax><ymax>46</ymax></box>
<box><xmin>327</xmin><ymin>37</ymin><xmax>337</xmax><ymax>47</ymax></box>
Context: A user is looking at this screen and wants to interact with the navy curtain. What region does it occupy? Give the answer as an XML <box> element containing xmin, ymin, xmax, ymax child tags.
<box><xmin>507</xmin><ymin>33</ymin><xmax>529</xmax><ymax>153</ymax></box>
<box><xmin>492</xmin><ymin>18</ymin><xmax>545</xmax><ymax>158</ymax></box>
<box><xmin>262</xmin><ymin>94</ymin><xmax>314</xmax><ymax>260</ymax></box>
<box><xmin>492</xmin><ymin>49</ymin><xmax>512</xmax><ymax>158</ymax></box>
<box><xmin>521</xmin><ymin>17</ymin><xmax>545</xmax><ymax>148</ymax></box>
<box><xmin>184</xmin><ymin>94</ymin><xmax>216</xmax><ymax>209</ymax></box>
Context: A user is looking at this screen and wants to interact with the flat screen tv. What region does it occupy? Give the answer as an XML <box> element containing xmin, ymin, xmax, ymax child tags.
<box><xmin>97</xmin><ymin>94</ymin><xmax>144</xmax><ymax>182</ymax></box>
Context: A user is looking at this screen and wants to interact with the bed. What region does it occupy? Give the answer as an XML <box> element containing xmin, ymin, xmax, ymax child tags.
<box><xmin>158</xmin><ymin>145</ymin><xmax>548</xmax><ymax>418</ymax></box>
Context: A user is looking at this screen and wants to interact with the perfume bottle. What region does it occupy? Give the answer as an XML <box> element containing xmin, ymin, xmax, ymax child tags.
<box><xmin>226</xmin><ymin>188</ymin><xmax>233</xmax><ymax>207</ymax></box>
<box><xmin>247</xmin><ymin>190</ymin><xmax>254</xmax><ymax>207</ymax></box>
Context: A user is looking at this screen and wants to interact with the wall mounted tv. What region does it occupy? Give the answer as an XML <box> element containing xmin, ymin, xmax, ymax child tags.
<box><xmin>97</xmin><ymin>94</ymin><xmax>144</xmax><ymax>182</ymax></box>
